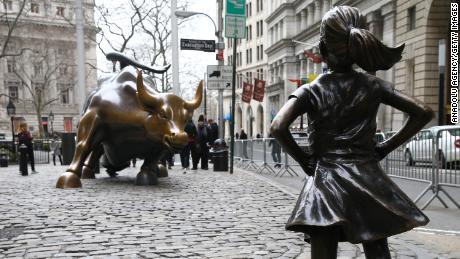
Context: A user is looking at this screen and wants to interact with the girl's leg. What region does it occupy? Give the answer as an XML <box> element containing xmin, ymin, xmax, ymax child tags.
<box><xmin>310</xmin><ymin>228</ymin><xmax>339</xmax><ymax>259</ymax></box>
<box><xmin>363</xmin><ymin>238</ymin><xmax>391</xmax><ymax>259</ymax></box>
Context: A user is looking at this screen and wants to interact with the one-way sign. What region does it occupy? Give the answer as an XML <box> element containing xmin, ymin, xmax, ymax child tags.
<box><xmin>180</xmin><ymin>39</ymin><xmax>216</xmax><ymax>52</ymax></box>
<box><xmin>207</xmin><ymin>65</ymin><xmax>232</xmax><ymax>90</ymax></box>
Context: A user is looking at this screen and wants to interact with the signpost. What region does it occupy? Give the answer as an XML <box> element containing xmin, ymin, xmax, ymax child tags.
<box><xmin>180</xmin><ymin>39</ymin><xmax>216</xmax><ymax>52</ymax></box>
<box><xmin>225</xmin><ymin>0</ymin><xmax>246</xmax><ymax>175</ymax></box>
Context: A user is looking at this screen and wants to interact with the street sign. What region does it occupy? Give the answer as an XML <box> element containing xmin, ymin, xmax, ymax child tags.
<box><xmin>225</xmin><ymin>16</ymin><xmax>246</xmax><ymax>38</ymax></box>
<box><xmin>180</xmin><ymin>39</ymin><xmax>215</xmax><ymax>52</ymax></box>
<box><xmin>225</xmin><ymin>0</ymin><xmax>246</xmax><ymax>39</ymax></box>
<box><xmin>226</xmin><ymin>0</ymin><xmax>245</xmax><ymax>16</ymax></box>
<box><xmin>207</xmin><ymin>65</ymin><xmax>232</xmax><ymax>90</ymax></box>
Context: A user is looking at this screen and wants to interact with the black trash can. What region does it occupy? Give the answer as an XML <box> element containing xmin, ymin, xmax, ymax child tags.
<box><xmin>210</xmin><ymin>139</ymin><xmax>228</xmax><ymax>172</ymax></box>
<box><xmin>61</xmin><ymin>133</ymin><xmax>76</xmax><ymax>165</ymax></box>
<box><xmin>0</xmin><ymin>153</ymin><xmax>8</xmax><ymax>167</ymax></box>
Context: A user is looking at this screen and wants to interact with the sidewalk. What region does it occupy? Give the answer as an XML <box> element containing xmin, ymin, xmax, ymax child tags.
<box><xmin>0</xmin><ymin>163</ymin><xmax>458</xmax><ymax>258</ymax></box>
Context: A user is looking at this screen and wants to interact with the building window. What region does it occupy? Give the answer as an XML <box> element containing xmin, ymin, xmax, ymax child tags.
<box><xmin>31</xmin><ymin>3</ymin><xmax>39</xmax><ymax>14</ymax></box>
<box><xmin>249</xmin><ymin>2</ymin><xmax>252</xmax><ymax>16</ymax></box>
<box><xmin>249</xmin><ymin>48</ymin><xmax>253</xmax><ymax>63</ymax></box>
<box><xmin>34</xmin><ymin>62</ymin><xmax>43</xmax><ymax>76</ymax></box>
<box><xmin>260</xmin><ymin>21</ymin><xmax>263</xmax><ymax>36</ymax></box>
<box><xmin>3</xmin><ymin>0</ymin><xmax>12</xmax><ymax>11</ymax></box>
<box><xmin>245</xmin><ymin>4</ymin><xmax>248</xmax><ymax>17</ymax></box>
<box><xmin>61</xmin><ymin>89</ymin><xmax>69</xmax><ymax>104</ymax></box>
<box><xmin>248</xmin><ymin>25</ymin><xmax>252</xmax><ymax>40</ymax></box>
<box><xmin>407</xmin><ymin>6</ymin><xmax>416</xmax><ymax>31</ymax></box>
<box><xmin>56</xmin><ymin>6</ymin><xmax>65</xmax><ymax>17</ymax></box>
<box><xmin>7</xmin><ymin>60</ymin><xmax>15</xmax><ymax>73</ymax></box>
<box><xmin>260</xmin><ymin>45</ymin><xmax>263</xmax><ymax>60</ymax></box>
<box><xmin>64</xmin><ymin>117</ymin><xmax>73</xmax><ymax>132</ymax></box>
<box><xmin>8</xmin><ymin>85</ymin><xmax>18</xmax><ymax>102</ymax></box>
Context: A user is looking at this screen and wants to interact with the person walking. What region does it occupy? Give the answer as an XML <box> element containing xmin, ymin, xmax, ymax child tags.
<box><xmin>268</xmin><ymin>133</ymin><xmax>281</xmax><ymax>168</ymax></box>
<box><xmin>17</xmin><ymin>122</ymin><xmax>37</xmax><ymax>173</ymax></box>
<box><xmin>50</xmin><ymin>134</ymin><xmax>62</xmax><ymax>166</ymax></box>
<box><xmin>271</xmin><ymin>6</ymin><xmax>433</xmax><ymax>259</ymax></box>
<box><xmin>239</xmin><ymin>128</ymin><xmax>248</xmax><ymax>159</ymax></box>
<box><xmin>181</xmin><ymin>119</ymin><xmax>197</xmax><ymax>172</ymax></box>
<box><xmin>192</xmin><ymin>115</ymin><xmax>210</xmax><ymax>170</ymax></box>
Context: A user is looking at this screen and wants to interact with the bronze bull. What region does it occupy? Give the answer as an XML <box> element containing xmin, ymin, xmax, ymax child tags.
<box><xmin>56</xmin><ymin>53</ymin><xmax>202</xmax><ymax>188</ymax></box>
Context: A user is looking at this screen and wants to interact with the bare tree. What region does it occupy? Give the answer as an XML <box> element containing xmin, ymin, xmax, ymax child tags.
<box><xmin>0</xmin><ymin>0</ymin><xmax>29</xmax><ymax>60</ymax></box>
<box><xmin>12</xmin><ymin>44</ymin><xmax>74</xmax><ymax>137</ymax></box>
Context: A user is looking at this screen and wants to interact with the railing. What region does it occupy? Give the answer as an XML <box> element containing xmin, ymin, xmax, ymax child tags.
<box><xmin>0</xmin><ymin>139</ymin><xmax>51</xmax><ymax>165</ymax></box>
<box><xmin>232</xmin><ymin>133</ymin><xmax>460</xmax><ymax>210</ymax></box>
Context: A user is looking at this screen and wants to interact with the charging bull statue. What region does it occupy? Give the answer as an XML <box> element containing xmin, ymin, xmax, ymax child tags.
<box><xmin>56</xmin><ymin>52</ymin><xmax>202</xmax><ymax>188</ymax></box>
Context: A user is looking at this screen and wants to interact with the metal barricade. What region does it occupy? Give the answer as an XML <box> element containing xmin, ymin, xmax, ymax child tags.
<box><xmin>255</xmin><ymin>138</ymin><xmax>277</xmax><ymax>175</ymax></box>
<box><xmin>32</xmin><ymin>139</ymin><xmax>51</xmax><ymax>164</ymax></box>
<box><xmin>384</xmin><ymin>129</ymin><xmax>460</xmax><ymax>210</ymax></box>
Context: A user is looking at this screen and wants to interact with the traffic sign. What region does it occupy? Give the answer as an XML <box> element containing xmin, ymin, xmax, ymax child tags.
<box><xmin>225</xmin><ymin>15</ymin><xmax>246</xmax><ymax>38</ymax></box>
<box><xmin>225</xmin><ymin>0</ymin><xmax>246</xmax><ymax>39</ymax></box>
<box><xmin>207</xmin><ymin>65</ymin><xmax>232</xmax><ymax>90</ymax></box>
<box><xmin>180</xmin><ymin>39</ymin><xmax>215</xmax><ymax>52</ymax></box>
<box><xmin>226</xmin><ymin>0</ymin><xmax>245</xmax><ymax>16</ymax></box>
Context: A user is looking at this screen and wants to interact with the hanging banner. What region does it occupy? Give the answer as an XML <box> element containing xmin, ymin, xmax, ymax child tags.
<box><xmin>242</xmin><ymin>82</ymin><xmax>253</xmax><ymax>103</ymax></box>
<box><xmin>288</xmin><ymin>78</ymin><xmax>308</xmax><ymax>88</ymax></box>
<box><xmin>304</xmin><ymin>50</ymin><xmax>322</xmax><ymax>64</ymax></box>
<box><xmin>253</xmin><ymin>79</ymin><xmax>265</xmax><ymax>102</ymax></box>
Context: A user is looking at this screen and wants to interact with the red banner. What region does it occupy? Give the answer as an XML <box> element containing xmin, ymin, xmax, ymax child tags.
<box><xmin>253</xmin><ymin>79</ymin><xmax>265</xmax><ymax>102</ymax></box>
<box><xmin>304</xmin><ymin>50</ymin><xmax>322</xmax><ymax>64</ymax></box>
<box><xmin>242</xmin><ymin>82</ymin><xmax>253</xmax><ymax>103</ymax></box>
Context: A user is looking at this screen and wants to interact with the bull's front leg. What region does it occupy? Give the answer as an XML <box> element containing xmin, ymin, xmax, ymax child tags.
<box><xmin>56</xmin><ymin>111</ymin><xmax>100</xmax><ymax>188</ymax></box>
<box><xmin>135</xmin><ymin>156</ymin><xmax>158</xmax><ymax>186</ymax></box>
<box><xmin>81</xmin><ymin>144</ymin><xmax>104</xmax><ymax>179</ymax></box>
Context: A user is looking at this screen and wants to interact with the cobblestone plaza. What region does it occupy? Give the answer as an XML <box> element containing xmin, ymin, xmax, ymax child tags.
<box><xmin>0</xmin><ymin>164</ymin><xmax>458</xmax><ymax>258</ymax></box>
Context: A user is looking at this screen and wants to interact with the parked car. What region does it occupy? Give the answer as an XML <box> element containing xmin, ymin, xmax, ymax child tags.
<box><xmin>404</xmin><ymin>125</ymin><xmax>460</xmax><ymax>168</ymax></box>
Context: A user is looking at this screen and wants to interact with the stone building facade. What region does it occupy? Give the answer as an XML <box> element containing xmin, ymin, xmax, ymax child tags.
<box><xmin>220</xmin><ymin>0</ymin><xmax>451</xmax><ymax>137</ymax></box>
<box><xmin>0</xmin><ymin>0</ymin><xmax>97</xmax><ymax>138</ymax></box>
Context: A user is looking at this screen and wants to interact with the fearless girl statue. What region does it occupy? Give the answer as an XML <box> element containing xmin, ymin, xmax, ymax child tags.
<box><xmin>271</xmin><ymin>6</ymin><xmax>434</xmax><ymax>259</ymax></box>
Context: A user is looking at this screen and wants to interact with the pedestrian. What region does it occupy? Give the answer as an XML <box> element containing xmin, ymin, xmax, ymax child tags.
<box><xmin>235</xmin><ymin>132</ymin><xmax>239</xmax><ymax>139</ymax></box>
<box><xmin>207</xmin><ymin>119</ymin><xmax>219</xmax><ymax>145</ymax></box>
<box><xmin>268</xmin><ymin>133</ymin><xmax>281</xmax><ymax>168</ymax></box>
<box><xmin>50</xmin><ymin>133</ymin><xmax>62</xmax><ymax>166</ymax></box>
<box><xmin>181</xmin><ymin>119</ymin><xmax>196</xmax><ymax>173</ymax></box>
<box><xmin>191</xmin><ymin>114</ymin><xmax>210</xmax><ymax>170</ymax></box>
<box><xmin>17</xmin><ymin>122</ymin><xmax>37</xmax><ymax>173</ymax></box>
<box><xmin>239</xmin><ymin>128</ymin><xmax>248</xmax><ymax>158</ymax></box>
<box><xmin>271</xmin><ymin>6</ymin><xmax>433</xmax><ymax>259</ymax></box>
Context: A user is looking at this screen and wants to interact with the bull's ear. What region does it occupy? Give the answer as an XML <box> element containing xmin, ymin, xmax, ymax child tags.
<box><xmin>184</xmin><ymin>80</ymin><xmax>203</xmax><ymax>111</ymax></box>
<box><xmin>136</xmin><ymin>70</ymin><xmax>161</xmax><ymax>109</ymax></box>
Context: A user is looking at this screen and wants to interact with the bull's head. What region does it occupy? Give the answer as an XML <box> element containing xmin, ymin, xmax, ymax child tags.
<box><xmin>136</xmin><ymin>71</ymin><xmax>203</xmax><ymax>152</ymax></box>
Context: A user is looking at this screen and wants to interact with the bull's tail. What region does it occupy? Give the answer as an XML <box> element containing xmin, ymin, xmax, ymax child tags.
<box><xmin>106</xmin><ymin>52</ymin><xmax>170</xmax><ymax>74</ymax></box>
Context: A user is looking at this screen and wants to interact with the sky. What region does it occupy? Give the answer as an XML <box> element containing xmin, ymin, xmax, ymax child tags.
<box><xmin>95</xmin><ymin>0</ymin><xmax>218</xmax><ymax>99</ymax></box>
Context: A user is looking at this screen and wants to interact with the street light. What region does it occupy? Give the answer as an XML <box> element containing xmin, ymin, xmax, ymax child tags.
<box><xmin>175</xmin><ymin>11</ymin><xmax>218</xmax><ymax>37</ymax></box>
<box><xmin>6</xmin><ymin>99</ymin><xmax>16</xmax><ymax>152</ymax></box>
<box><xmin>48</xmin><ymin>111</ymin><xmax>54</xmax><ymax>135</ymax></box>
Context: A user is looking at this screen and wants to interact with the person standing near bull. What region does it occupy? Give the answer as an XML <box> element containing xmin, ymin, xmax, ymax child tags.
<box><xmin>17</xmin><ymin>122</ymin><xmax>37</xmax><ymax>173</ymax></box>
<box><xmin>181</xmin><ymin>119</ymin><xmax>197</xmax><ymax>172</ymax></box>
<box><xmin>50</xmin><ymin>133</ymin><xmax>63</xmax><ymax>166</ymax></box>
<box><xmin>192</xmin><ymin>114</ymin><xmax>210</xmax><ymax>170</ymax></box>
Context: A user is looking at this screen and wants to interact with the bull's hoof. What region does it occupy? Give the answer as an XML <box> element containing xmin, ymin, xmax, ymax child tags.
<box><xmin>81</xmin><ymin>166</ymin><xmax>96</xmax><ymax>179</ymax></box>
<box><xmin>157</xmin><ymin>164</ymin><xmax>168</xmax><ymax>178</ymax></box>
<box><xmin>56</xmin><ymin>172</ymin><xmax>82</xmax><ymax>189</ymax></box>
<box><xmin>136</xmin><ymin>170</ymin><xmax>158</xmax><ymax>186</ymax></box>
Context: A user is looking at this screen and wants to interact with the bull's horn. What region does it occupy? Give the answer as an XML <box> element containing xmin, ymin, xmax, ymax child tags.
<box><xmin>184</xmin><ymin>80</ymin><xmax>203</xmax><ymax>110</ymax></box>
<box><xmin>136</xmin><ymin>70</ymin><xmax>161</xmax><ymax>109</ymax></box>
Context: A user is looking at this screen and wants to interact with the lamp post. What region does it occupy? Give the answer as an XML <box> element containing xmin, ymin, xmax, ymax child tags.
<box><xmin>174</xmin><ymin>10</ymin><xmax>225</xmax><ymax>139</ymax></box>
<box><xmin>49</xmin><ymin>111</ymin><xmax>54</xmax><ymax>136</ymax></box>
<box><xmin>6</xmin><ymin>99</ymin><xmax>16</xmax><ymax>153</ymax></box>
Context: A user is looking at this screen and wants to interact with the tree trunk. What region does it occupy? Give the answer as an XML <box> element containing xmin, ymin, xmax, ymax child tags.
<box><xmin>36</xmin><ymin>109</ymin><xmax>45</xmax><ymax>138</ymax></box>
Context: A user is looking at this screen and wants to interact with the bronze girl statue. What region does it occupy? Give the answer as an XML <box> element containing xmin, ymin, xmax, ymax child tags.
<box><xmin>271</xmin><ymin>6</ymin><xmax>434</xmax><ymax>259</ymax></box>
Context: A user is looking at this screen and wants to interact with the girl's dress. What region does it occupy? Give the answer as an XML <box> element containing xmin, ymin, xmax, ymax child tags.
<box><xmin>286</xmin><ymin>71</ymin><xmax>428</xmax><ymax>244</ymax></box>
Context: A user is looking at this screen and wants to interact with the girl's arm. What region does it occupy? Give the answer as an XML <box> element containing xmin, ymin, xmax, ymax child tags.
<box><xmin>377</xmin><ymin>87</ymin><xmax>434</xmax><ymax>159</ymax></box>
<box><xmin>271</xmin><ymin>98</ymin><xmax>313</xmax><ymax>175</ymax></box>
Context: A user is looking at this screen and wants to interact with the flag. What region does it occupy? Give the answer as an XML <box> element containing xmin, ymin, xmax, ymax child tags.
<box><xmin>304</xmin><ymin>50</ymin><xmax>322</xmax><ymax>64</ymax></box>
<box><xmin>242</xmin><ymin>82</ymin><xmax>253</xmax><ymax>103</ymax></box>
<box><xmin>253</xmin><ymin>79</ymin><xmax>265</xmax><ymax>102</ymax></box>
<box><xmin>288</xmin><ymin>78</ymin><xmax>308</xmax><ymax>88</ymax></box>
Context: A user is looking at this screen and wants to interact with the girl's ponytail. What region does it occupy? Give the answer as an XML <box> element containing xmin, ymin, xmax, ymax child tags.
<box><xmin>348</xmin><ymin>27</ymin><xmax>405</xmax><ymax>72</ymax></box>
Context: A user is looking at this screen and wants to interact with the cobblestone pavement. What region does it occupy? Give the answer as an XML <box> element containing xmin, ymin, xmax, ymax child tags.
<box><xmin>0</xmin><ymin>164</ymin><xmax>456</xmax><ymax>258</ymax></box>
